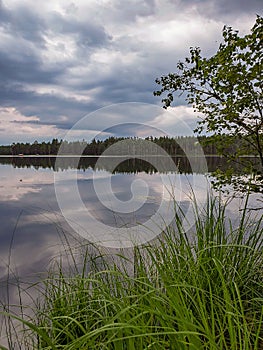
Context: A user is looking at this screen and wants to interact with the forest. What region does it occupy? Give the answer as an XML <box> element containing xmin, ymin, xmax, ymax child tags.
<box><xmin>0</xmin><ymin>135</ymin><xmax>258</xmax><ymax>157</ymax></box>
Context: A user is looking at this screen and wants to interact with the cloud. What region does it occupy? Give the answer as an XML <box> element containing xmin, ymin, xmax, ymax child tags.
<box><xmin>0</xmin><ymin>107</ymin><xmax>65</xmax><ymax>143</ymax></box>
<box><xmin>152</xmin><ymin>106</ymin><xmax>200</xmax><ymax>136</ymax></box>
<box><xmin>102</xmin><ymin>123</ymin><xmax>167</xmax><ymax>138</ymax></box>
<box><xmin>0</xmin><ymin>0</ymin><xmax>261</xmax><ymax>143</ymax></box>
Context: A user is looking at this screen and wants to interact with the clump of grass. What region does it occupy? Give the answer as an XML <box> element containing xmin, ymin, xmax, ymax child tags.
<box><xmin>1</xmin><ymin>195</ymin><xmax>263</xmax><ymax>349</ymax></box>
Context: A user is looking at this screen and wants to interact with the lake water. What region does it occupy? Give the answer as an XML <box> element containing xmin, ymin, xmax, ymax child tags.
<box><xmin>0</xmin><ymin>155</ymin><xmax>262</xmax><ymax>347</ymax></box>
<box><xmin>0</xmin><ymin>155</ymin><xmax>261</xmax><ymax>271</ymax></box>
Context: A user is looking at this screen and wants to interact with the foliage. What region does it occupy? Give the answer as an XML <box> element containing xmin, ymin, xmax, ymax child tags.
<box><xmin>0</xmin><ymin>135</ymin><xmax>253</xmax><ymax>157</ymax></box>
<box><xmin>0</xmin><ymin>136</ymin><xmax>207</xmax><ymax>156</ymax></box>
<box><xmin>1</xmin><ymin>196</ymin><xmax>263</xmax><ymax>349</ymax></box>
<box><xmin>154</xmin><ymin>16</ymin><xmax>263</xmax><ymax>193</ymax></box>
<box><xmin>0</xmin><ymin>139</ymin><xmax>62</xmax><ymax>156</ymax></box>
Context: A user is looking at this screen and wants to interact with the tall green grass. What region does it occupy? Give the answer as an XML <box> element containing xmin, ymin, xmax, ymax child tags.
<box><xmin>1</xmin><ymin>195</ymin><xmax>262</xmax><ymax>349</ymax></box>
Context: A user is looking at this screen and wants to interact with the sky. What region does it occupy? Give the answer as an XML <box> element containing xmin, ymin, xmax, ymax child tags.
<box><xmin>0</xmin><ymin>0</ymin><xmax>262</xmax><ymax>144</ymax></box>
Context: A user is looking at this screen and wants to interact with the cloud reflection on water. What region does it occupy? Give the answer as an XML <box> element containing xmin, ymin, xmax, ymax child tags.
<box><xmin>0</xmin><ymin>160</ymin><xmax>261</xmax><ymax>300</ymax></box>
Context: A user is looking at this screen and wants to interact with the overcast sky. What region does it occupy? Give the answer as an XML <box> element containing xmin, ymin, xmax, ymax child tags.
<box><xmin>0</xmin><ymin>0</ymin><xmax>261</xmax><ymax>144</ymax></box>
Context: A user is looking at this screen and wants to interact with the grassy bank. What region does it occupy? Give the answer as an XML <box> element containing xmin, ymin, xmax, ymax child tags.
<box><xmin>1</xmin><ymin>196</ymin><xmax>263</xmax><ymax>349</ymax></box>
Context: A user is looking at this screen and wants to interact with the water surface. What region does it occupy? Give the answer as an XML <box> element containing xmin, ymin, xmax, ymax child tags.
<box><xmin>0</xmin><ymin>156</ymin><xmax>261</xmax><ymax>297</ymax></box>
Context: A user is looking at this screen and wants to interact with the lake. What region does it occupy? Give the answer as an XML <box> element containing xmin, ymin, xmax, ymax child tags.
<box><xmin>0</xmin><ymin>156</ymin><xmax>261</xmax><ymax>316</ymax></box>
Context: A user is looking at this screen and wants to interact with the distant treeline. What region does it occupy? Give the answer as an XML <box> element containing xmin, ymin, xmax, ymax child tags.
<box><xmin>0</xmin><ymin>135</ymin><xmax>259</xmax><ymax>156</ymax></box>
<box><xmin>0</xmin><ymin>136</ymin><xmax>217</xmax><ymax>156</ymax></box>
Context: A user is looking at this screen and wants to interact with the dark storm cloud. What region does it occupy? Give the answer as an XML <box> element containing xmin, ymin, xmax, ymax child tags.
<box><xmin>0</xmin><ymin>1</ymin><xmax>110</xmax><ymax>87</ymax></box>
<box><xmin>0</xmin><ymin>0</ymin><xmax>261</xmax><ymax>142</ymax></box>
<box><xmin>0</xmin><ymin>0</ymin><xmax>109</xmax><ymax>48</ymax></box>
<box><xmin>109</xmin><ymin>0</ymin><xmax>156</xmax><ymax>22</ymax></box>
<box><xmin>11</xmin><ymin>119</ymin><xmax>74</xmax><ymax>130</ymax></box>
<box><xmin>102</xmin><ymin>123</ymin><xmax>167</xmax><ymax>138</ymax></box>
<box><xmin>0</xmin><ymin>50</ymin><xmax>65</xmax><ymax>85</ymax></box>
<box><xmin>212</xmin><ymin>0</ymin><xmax>262</xmax><ymax>15</ymax></box>
<box><xmin>47</xmin><ymin>10</ymin><xmax>111</xmax><ymax>50</ymax></box>
<box><xmin>0</xmin><ymin>0</ymin><xmax>113</xmax><ymax>127</ymax></box>
<box><xmin>175</xmin><ymin>0</ymin><xmax>263</xmax><ymax>17</ymax></box>
<box><xmin>0</xmin><ymin>0</ymin><xmax>46</xmax><ymax>45</ymax></box>
<box><xmin>0</xmin><ymin>2</ymin><xmax>61</xmax><ymax>89</ymax></box>
<box><xmin>0</xmin><ymin>84</ymin><xmax>99</xmax><ymax>126</ymax></box>
<box><xmin>84</xmin><ymin>75</ymin><xmax>157</xmax><ymax>105</ymax></box>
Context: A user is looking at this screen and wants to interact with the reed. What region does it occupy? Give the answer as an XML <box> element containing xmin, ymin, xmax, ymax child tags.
<box><xmin>1</xmin><ymin>195</ymin><xmax>262</xmax><ymax>349</ymax></box>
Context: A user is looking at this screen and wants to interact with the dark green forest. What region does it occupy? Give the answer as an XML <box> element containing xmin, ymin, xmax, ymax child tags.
<box><xmin>1</xmin><ymin>135</ymin><xmax>259</xmax><ymax>157</ymax></box>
